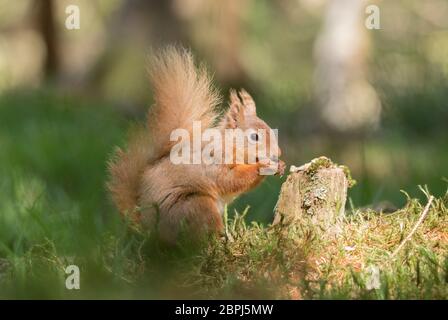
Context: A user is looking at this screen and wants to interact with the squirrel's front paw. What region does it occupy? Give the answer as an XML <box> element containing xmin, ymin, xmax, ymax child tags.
<box><xmin>257</xmin><ymin>158</ymin><xmax>271</xmax><ymax>168</ymax></box>
<box><xmin>257</xmin><ymin>158</ymin><xmax>283</xmax><ymax>176</ymax></box>
<box><xmin>276</xmin><ymin>160</ymin><xmax>286</xmax><ymax>176</ymax></box>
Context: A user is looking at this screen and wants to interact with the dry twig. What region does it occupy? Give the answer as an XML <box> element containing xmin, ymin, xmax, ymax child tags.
<box><xmin>391</xmin><ymin>195</ymin><xmax>434</xmax><ymax>258</ymax></box>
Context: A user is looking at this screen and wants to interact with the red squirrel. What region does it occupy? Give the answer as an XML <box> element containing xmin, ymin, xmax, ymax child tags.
<box><xmin>108</xmin><ymin>47</ymin><xmax>285</xmax><ymax>243</ymax></box>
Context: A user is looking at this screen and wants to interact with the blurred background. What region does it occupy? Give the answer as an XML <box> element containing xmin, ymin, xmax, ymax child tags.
<box><xmin>0</xmin><ymin>0</ymin><xmax>447</xmax><ymax>227</ymax></box>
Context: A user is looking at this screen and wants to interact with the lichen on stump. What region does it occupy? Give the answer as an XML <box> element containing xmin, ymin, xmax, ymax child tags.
<box><xmin>273</xmin><ymin>156</ymin><xmax>355</xmax><ymax>229</ymax></box>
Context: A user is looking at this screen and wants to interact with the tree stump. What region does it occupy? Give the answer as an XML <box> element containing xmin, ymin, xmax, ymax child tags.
<box><xmin>273</xmin><ymin>157</ymin><xmax>355</xmax><ymax>229</ymax></box>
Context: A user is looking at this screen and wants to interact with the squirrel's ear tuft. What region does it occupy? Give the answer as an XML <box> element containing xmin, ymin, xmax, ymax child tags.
<box><xmin>239</xmin><ymin>89</ymin><xmax>257</xmax><ymax>116</ymax></box>
<box><xmin>224</xmin><ymin>89</ymin><xmax>244</xmax><ymax>128</ymax></box>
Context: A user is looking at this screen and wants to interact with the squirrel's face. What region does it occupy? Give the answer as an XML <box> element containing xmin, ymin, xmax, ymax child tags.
<box><xmin>242</xmin><ymin>116</ymin><xmax>281</xmax><ymax>162</ymax></box>
<box><xmin>222</xmin><ymin>89</ymin><xmax>283</xmax><ymax>175</ymax></box>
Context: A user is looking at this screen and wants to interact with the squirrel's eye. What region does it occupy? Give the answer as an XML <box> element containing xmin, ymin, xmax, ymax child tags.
<box><xmin>249</xmin><ymin>133</ymin><xmax>259</xmax><ymax>142</ymax></box>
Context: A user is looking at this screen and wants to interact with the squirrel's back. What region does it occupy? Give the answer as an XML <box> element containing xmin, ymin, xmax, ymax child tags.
<box><xmin>108</xmin><ymin>47</ymin><xmax>222</xmax><ymax>217</ymax></box>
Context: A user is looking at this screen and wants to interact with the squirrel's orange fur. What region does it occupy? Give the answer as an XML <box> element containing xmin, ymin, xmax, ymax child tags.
<box><xmin>107</xmin><ymin>47</ymin><xmax>285</xmax><ymax>243</ymax></box>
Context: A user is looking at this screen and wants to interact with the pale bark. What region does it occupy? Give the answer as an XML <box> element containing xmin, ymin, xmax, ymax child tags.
<box><xmin>274</xmin><ymin>157</ymin><xmax>351</xmax><ymax>230</ymax></box>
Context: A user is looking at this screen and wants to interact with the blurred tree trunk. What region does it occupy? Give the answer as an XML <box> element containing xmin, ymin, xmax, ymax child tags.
<box><xmin>178</xmin><ymin>0</ymin><xmax>252</xmax><ymax>88</ymax></box>
<box><xmin>35</xmin><ymin>0</ymin><xmax>59</xmax><ymax>79</ymax></box>
<box><xmin>112</xmin><ymin>0</ymin><xmax>188</xmax><ymax>45</ymax></box>
<box><xmin>85</xmin><ymin>0</ymin><xmax>189</xmax><ymax>102</ymax></box>
<box><xmin>85</xmin><ymin>0</ymin><xmax>253</xmax><ymax>106</ymax></box>
<box><xmin>207</xmin><ymin>0</ymin><xmax>251</xmax><ymax>88</ymax></box>
<box><xmin>313</xmin><ymin>0</ymin><xmax>381</xmax><ymax>133</ymax></box>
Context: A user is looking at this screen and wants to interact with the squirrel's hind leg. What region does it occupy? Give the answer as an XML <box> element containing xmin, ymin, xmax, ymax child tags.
<box><xmin>158</xmin><ymin>194</ymin><xmax>223</xmax><ymax>244</ymax></box>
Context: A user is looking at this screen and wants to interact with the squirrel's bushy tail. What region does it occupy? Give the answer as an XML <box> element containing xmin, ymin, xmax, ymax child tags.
<box><xmin>147</xmin><ymin>46</ymin><xmax>222</xmax><ymax>159</ymax></box>
<box><xmin>107</xmin><ymin>127</ymin><xmax>150</xmax><ymax>218</ymax></box>
<box><xmin>108</xmin><ymin>47</ymin><xmax>221</xmax><ymax>216</ymax></box>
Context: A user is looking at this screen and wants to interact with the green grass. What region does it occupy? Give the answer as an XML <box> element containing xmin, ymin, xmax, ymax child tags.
<box><xmin>0</xmin><ymin>90</ymin><xmax>446</xmax><ymax>299</ymax></box>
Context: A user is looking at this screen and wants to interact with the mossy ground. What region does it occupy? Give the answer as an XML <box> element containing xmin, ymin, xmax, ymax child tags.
<box><xmin>2</xmin><ymin>191</ymin><xmax>446</xmax><ymax>299</ymax></box>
